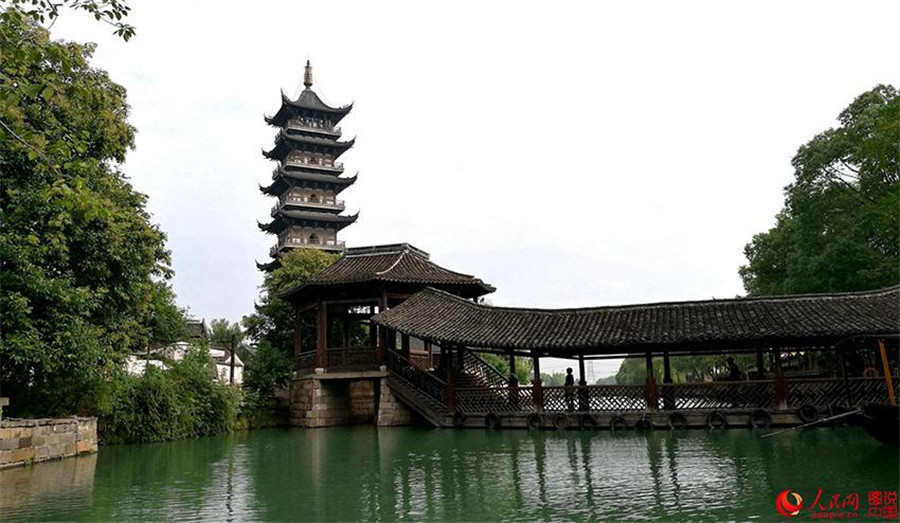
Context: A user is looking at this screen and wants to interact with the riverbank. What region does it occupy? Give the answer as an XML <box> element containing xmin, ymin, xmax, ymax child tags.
<box><xmin>0</xmin><ymin>417</ymin><xmax>97</xmax><ymax>469</ymax></box>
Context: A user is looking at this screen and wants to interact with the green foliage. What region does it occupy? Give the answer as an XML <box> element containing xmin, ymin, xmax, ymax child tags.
<box><xmin>614</xmin><ymin>354</ymin><xmax>758</xmax><ymax>385</ymax></box>
<box><xmin>740</xmin><ymin>85</ymin><xmax>899</xmax><ymax>296</ymax></box>
<box><xmin>99</xmin><ymin>346</ymin><xmax>242</xmax><ymax>444</ymax></box>
<box><xmin>210</xmin><ymin>318</ymin><xmax>243</xmax><ymax>347</ymax></box>
<box><xmin>541</xmin><ymin>372</ymin><xmax>567</xmax><ymax>386</ymax></box>
<box><xmin>243</xmin><ymin>341</ymin><xmax>292</xmax><ymax>401</ymax></box>
<box><xmin>242</xmin><ymin>248</ymin><xmax>339</xmax><ymax>356</ymax></box>
<box><xmin>1</xmin><ymin>0</ymin><xmax>135</xmax><ymax>40</ymax></box>
<box><xmin>477</xmin><ymin>353</ymin><xmax>533</xmax><ymax>384</ymax></box>
<box><xmin>0</xmin><ymin>10</ymin><xmax>184</xmax><ymax>417</ymax></box>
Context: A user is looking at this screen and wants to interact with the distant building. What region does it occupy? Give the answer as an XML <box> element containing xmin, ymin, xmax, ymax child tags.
<box><xmin>258</xmin><ymin>61</ymin><xmax>358</xmax><ymax>271</ymax></box>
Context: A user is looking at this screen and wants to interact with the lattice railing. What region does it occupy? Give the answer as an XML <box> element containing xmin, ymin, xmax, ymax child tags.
<box><xmin>325</xmin><ymin>348</ymin><xmax>379</xmax><ymax>371</ymax></box>
<box><xmin>660</xmin><ymin>381</ymin><xmax>775</xmax><ymax>410</ymax></box>
<box><xmin>789</xmin><ymin>377</ymin><xmax>898</xmax><ymax>407</ymax></box>
<box><xmin>542</xmin><ymin>385</ymin><xmax>646</xmax><ymax>412</ymax></box>
<box><xmin>409</xmin><ymin>352</ymin><xmax>433</xmax><ymax>370</ymax></box>
<box><xmin>386</xmin><ymin>351</ymin><xmax>447</xmax><ymax>405</ymax></box>
<box><xmin>296</xmin><ymin>350</ymin><xmax>317</xmax><ymax>372</ymax></box>
<box><xmin>294</xmin><ymin>348</ymin><xmax>378</xmax><ymax>372</ymax></box>
<box><xmin>455</xmin><ymin>386</ymin><xmax>534</xmax><ymax>414</ymax></box>
<box><xmin>462</xmin><ymin>351</ymin><xmax>508</xmax><ymax>388</ymax></box>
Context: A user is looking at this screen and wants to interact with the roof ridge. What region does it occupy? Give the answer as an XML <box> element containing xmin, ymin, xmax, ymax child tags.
<box><xmin>375</xmin><ymin>250</ymin><xmax>406</xmax><ymax>275</ymax></box>
<box><xmin>413</xmin><ymin>285</ymin><xmax>900</xmax><ymax>316</ymax></box>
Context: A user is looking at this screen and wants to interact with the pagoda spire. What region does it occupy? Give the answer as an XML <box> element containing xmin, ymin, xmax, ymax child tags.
<box><xmin>304</xmin><ymin>60</ymin><xmax>313</xmax><ymax>89</ymax></box>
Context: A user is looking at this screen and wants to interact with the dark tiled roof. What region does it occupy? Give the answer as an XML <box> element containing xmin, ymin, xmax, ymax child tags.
<box><xmin>259</xmin><ymin>210</ymin><xmax>359</xmax><ymax>233</ymax></box>
<box><xmin>372</xmin><ymin>286</ymin><xmax>900</xmax><ymax>354</ymax></box>
<box><xmin>282</xmin><ymin>244</ymin><xmax>495</xmax><ymax>302</ymax></box>
<box><xmin>260</xmin><ymin>170</ymin><xmax>357</xmax><ymax>196</ymax></box>
<box><xmin>262</xmin><ymin>131</ymin><xmax>355</xmax><ymax>161</ymax></box>
<box><xmin>266</xmin><ymin>89</ymin><xmax>353</xmax><ymax>126</ymax></box>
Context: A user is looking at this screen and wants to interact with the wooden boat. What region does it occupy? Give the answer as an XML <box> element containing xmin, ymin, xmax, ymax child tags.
<box><xmin>852</xmin><ymin>404</ymin><xmax>899</xmax><ymax>445</ymax></box>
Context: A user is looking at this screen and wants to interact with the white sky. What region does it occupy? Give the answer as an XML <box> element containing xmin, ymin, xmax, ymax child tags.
<box><xmin>50</xmin><ymin>1</ymin><xmax>899</xmax><ymax>380</ymax></box>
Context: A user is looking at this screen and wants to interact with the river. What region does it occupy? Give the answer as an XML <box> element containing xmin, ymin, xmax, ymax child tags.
<box><xmin>1</xmin><ymin>427</ymin><xmax>897</xmax><ymax>521</ymax></box>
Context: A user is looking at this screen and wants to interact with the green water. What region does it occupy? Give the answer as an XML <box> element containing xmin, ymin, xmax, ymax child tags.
<box><xmin>1</xmin><ymin>427</ymin><xmax>897</xmax><ymax>521</ymax></box>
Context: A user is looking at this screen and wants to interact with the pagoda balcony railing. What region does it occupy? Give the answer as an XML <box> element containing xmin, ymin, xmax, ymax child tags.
<box><xmin>271</xmin><ymin>196</ymin><xmax>345</xmax><ymax>216</ymax></box>
<box><xmin>271</xmin><ymin>238</ymin><xmax>346</xmax><ymax>256</ymax></box>
<box><xmin>286</xmin><ymin>118</ymin><xmax>341</xmax><ymax>136</ymax></box>
<box><xmin>282</xmin><ymin>159</ymin><xmax>344</xmax><ymax>173</ymax></box>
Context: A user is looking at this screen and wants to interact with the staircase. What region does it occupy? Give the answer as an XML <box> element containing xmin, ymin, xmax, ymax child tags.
<box><xmin>385</xmin><ymin>350</ymin><xmax>511</xmax><ymax>427</ymax></box>
<box><xmin>385</xmin><ymin>351</ymin><xmax>452</xmax><ymax>427</ymax></box>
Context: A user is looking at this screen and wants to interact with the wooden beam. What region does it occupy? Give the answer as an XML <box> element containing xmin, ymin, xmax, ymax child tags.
<box><xmin>316</xmin><ymin>301</ymin><xmax>327</xmax><ymax>368</ymax></box>
<box><xmin>578</xmin><ymin>354</ymin><xmax>586</xmax><ymax>386</ymax></box>
<box><xmin>878</xmin><ymin>338</ymin><xmax>896</xmax><ymax>406</ymax></box>
<box><xmin>401</xmin><ymin>334</ymin><xmax>411</xmax><ymax>360</ymax></box>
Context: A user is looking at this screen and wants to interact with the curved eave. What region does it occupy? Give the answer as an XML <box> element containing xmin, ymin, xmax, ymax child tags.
<box><xmin>262</xmin><ymin>133</ymin><xmax>355</xmax><ymax>161</ymax></box>
<box><xmin>265</xmin><ymin>90</ymin><xmax>353</xmax><ymax>126</ymax></box>
<box><xmin>256</xmin><ymin>259</ymin><xmax>282</xmax><ymax>272</ymax></box>
<box><xmin>262</xmin><ymin>170</ymin><xmax>358</xmax><ymax>194</ymax></box>
<box><xmin>259</xmin><ymin>211</ymin><xmax>359</xmax><ymax>233</ymax></box>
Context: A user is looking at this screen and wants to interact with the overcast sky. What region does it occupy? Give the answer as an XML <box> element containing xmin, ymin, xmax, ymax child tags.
<box><xmin>51</xmin><ymin>1</ymin><xmax>899</xmax><ymax>379</ymax></box>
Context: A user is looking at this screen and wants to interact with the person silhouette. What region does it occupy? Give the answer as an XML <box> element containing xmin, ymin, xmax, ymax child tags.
<box><xmin>564</xmin><ymin>368</ymin><xmax>575</xmax><ymax>412</ymax></box>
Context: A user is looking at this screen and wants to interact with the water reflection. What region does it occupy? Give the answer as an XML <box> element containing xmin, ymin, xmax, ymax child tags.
<box><xmin>1</xmin><ymin>427</ymin><xmax>897</xmax><ymax>521</ymax></box>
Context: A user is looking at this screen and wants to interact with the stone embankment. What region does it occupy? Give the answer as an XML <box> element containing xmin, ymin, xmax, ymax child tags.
<box><xmin>0</xmin><ymin>417</ymin><xmax>98</xmax><ymax>469</ymax></box>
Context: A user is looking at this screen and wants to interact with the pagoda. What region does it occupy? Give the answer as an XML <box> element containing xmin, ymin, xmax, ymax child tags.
<box><xmin>258</xmin><ymin>61</ymin><xmax>358</xmax><ymax>271</ymax></box>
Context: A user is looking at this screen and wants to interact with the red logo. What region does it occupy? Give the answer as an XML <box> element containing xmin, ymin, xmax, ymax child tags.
<box><xmin>776</xmin><ymin>490</ymin><xmax>804</xmax><ymax>517</ymax></box>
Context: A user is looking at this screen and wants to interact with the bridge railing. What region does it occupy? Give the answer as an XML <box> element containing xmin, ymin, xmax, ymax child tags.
<box><xmin>451</xmin><ymin>377</ymin><xmax>899</xmax><ymax>415</ymax></box>
<box><xmin>461</xmin><ymin>351</ymin><xmax>508</xmax><ymax>388</ymax></box>
<box><xmin>386</xmin><ymin>351</ymin><xmax>447</xmax><ymax>406</ymax></box>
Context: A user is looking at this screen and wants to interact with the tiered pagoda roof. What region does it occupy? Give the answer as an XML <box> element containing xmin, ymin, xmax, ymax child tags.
<box><xmin>265</xmin><ymin>90</ymin><xmax>353</xmax><ymax>127</ymax></box>
<box><xmin>262</xmin><ymin>131</ymin><xmax>356</xmax><ymax>161</ymax></box>
<box><xmin>373</xmin><ymin>285</ymin><xmax>900</xmax><ymax>356</ymax></box>
<box><xmin>282</xmin><ymin>244</ymin><xmax>496</xmax><ymax>304</ymax></box>
<box><xmin>260</xmin><ymin>168</ymin><xmax>358</xmax><ymax>196</ymax></box>
<box><xmin>259</xmin><ymin>209</ymin><xmax>359</xmax><ymax>234</ymax></box>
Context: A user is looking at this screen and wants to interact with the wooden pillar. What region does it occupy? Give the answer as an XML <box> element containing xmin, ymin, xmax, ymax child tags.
<box><xmin>440</xmin><ymin>344</ymin><xmax>448</xmax><ymax>374</ymax></box>
<box><xmin>839</xmin><ymin>349</ymin><xmax>854</xmax><ymax>407</ymax></box>
<box><xmin>662</xmin><ymin>351</ymin><xmax>672</xmax><ymax>384</ymax></box>
<box><xmin>532</xmin><ymin>351</ymin><xmax>543</xmax><ymax>413</ymax></box>
<box><xmin>341</xmin><ymin>313</ymin><xmax>350</xmax><ymax>348</ymax></box>
<box><xmin>293</xmin><ymin>307</ymin><xmax>303</xmax><ymax>370</ymax></box>
<box><xmin>878</xmin><ymin>339</ymin><xmax>896</xmax><ymax>406</ymax></box>
<box><xmin>456</xmin><ymin>345</ymin><xmax>465</xmax><ymax>368</ymax></box>
<box><xmin>446</xmin><ymin>371</ymin><xmax>457</xmax><ymax>411</ymax></box>
<box><xmin>578</xmin><ymin>354</ymin><xmax>588</xmax><ymax>412</ymax></box>
<box><xmin>377</xmin><ymin>290</ymin><xmax>388</xmax><ymax>365</ymax></box>
<box><xmin>368</xmin><ymin>320</ymin><xmax>377</xmax><ymax>348</ymax></box>
<box><xmin>316</xmin><ymin>301</ymin><xmax>327</xmax><ymax>369</ymax></box>
<box><xmin>662</xmin><ymin>350</ymin><xmax>673</xmax><ymax>410</ymax></box>
<box><xmin>756</xmin><ymin>347</ymin><xmax>765</xmax><ymax>380</ymax></box>
<box><xmin>424</xmin><ymin>341</ymin><xmax>433</xmax><ymax>368</ymax></box>
<box><xmin>645</xmin><ymin>353</ymin><xmax>659</xmax><ymax>411</ymax></box>
<box><xmin>388</xmin><ymin>329</ymin><xmax>397</xmax><ymax>353</ymax></box>
<box><xmin>401</xmin><ymin>333</ymin><xmax>411</xmax><ymax>360</ymax></box>
<box><xmin>773</xmin><ymin>349</ymin><xmax>788</xmax><ymax>409</ymax></box>
<box><xmin>509</xmin><ymin>352</ymin><xmax>517</xmax><ymax>378</ymax></box>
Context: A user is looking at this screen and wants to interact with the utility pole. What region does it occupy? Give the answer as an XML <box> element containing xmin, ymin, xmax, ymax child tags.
<box><xmin>229</xmin><ymin>333</ymin><xmax>236</xmax><ymax>385</ymax></box>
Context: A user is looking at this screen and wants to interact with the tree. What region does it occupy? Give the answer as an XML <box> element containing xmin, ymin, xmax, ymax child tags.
<box><xmin>477</xmin><ymin>353</ymin><xmax>533</xmax><ymax>385</ymax></box>
<box><xmin>210</xmin><ymin>318</ymin><xmax>243</xmax><ymax>346</ymax></box>
<box><xmin>242</xmin><ymin>249</ymin><xmax>339</xmax><ymax>357</ymax></box>
<box><xmin>1</xmin><ymin>0</ymin><xmax>135</xmax><ymax>40</ymax></box>
<box><xmin>243</xmin><ymin>341</ymin><xmax>292</xmax><ymax>402</ymax></box>
<box><xmin>0</xmin><ymin>10</ymin><xmax>183</xmax><ymax>416</ymax></box>
<box><xmin>740</xmin><ymin>85</ymin><xmax>899</xmax><ymax>296</ymax></box>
